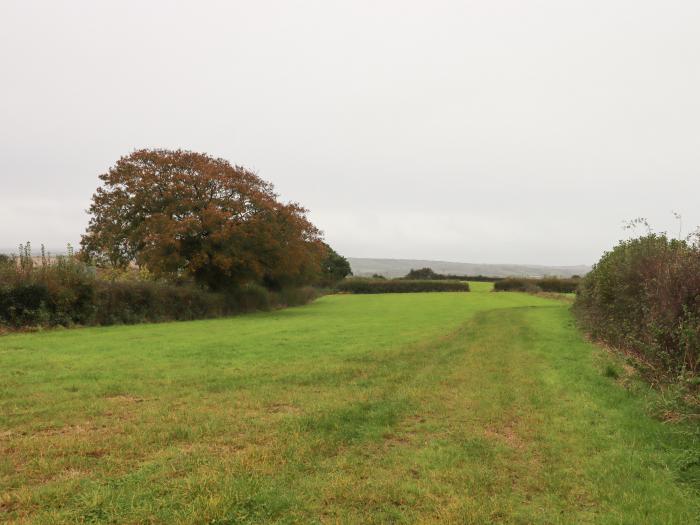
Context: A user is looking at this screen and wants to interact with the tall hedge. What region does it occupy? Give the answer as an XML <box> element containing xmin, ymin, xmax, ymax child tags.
<box><xmin>0</xmin><ymin>254</ymin><xmax>319</xmax><ymax>328</ymax></box>
<box><xmin>573</xmin><ymin>234</ymin><xmax>700</xmax><ymax>376</ymax></box>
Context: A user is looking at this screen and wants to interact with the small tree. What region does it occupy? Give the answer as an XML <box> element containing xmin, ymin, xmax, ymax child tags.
<box><xmin>319</xmin><ymin>244</ymin><xmax>352</xmax><ymax>286</ymax></box>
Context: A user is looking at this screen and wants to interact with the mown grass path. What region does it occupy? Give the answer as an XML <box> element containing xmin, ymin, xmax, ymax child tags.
<box><xmin>1</xmin><ymin>289</ymin><xmax>698</xmax><ymax>523</ymax></box>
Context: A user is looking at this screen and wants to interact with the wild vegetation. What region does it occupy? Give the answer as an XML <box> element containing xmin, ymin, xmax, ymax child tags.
<box><xmin>0</xmin><ymin>244</ymin><xmax>319</xmax><ymax>328</ymax></box>
<box><xmin>1</xmin><ymin>290</ymin><xmax>698</xmax><ymax>523</ymax></box>
<box><xmin>0</xmin><ymin>150</ymin><xmax>352</xmax><ymax>329</ymax></box>
<box><xmin>574</xmin><ymin>233</ymin><xmax>700</xmax><ymax>381</ymax></box>
<box><xmin>336</xmin><ymin>277</ymin><xmax>470</xmax><ymax>294</ymax></box>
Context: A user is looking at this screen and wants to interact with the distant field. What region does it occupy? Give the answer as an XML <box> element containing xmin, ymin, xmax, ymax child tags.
<box><xmin>464</xmin><ymin>280</ymin><xmax>493</xmax><ymax>293</ymax></box>
<box><xmin>348</xmin><ymin>257</ymin><xmax>590</xmax><ymax>278</ymax></box>
<box><xmin>1</xmin><ymin>287</ymin><xmax>698</xmax><ymax>523</ymax></box>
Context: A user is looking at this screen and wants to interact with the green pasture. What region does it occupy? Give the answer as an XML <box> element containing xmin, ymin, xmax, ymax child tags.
<box><xmin>1</xmin><ymin>287</ymin><xmax>698</xmax><ymax>523</ymax></box>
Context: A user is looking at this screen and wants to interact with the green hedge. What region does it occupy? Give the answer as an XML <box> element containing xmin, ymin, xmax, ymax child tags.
<box><xmin>573</xmin><ymin>234</ymin><xmax>700</xmax><ymax>377</ymax></box>
<box><xmin>0</xmin><ymin>280</ymin><xmax>319</xmax><ymax>329</ymax></box>
<box><xmin>336</xmin><ymin>278</ymin><xmax>469</xmax><ymax>294</ymax></box>
<box><xmin>493</xmin><ymin>277</ymin><xmax>580</xmax><ymax>294</ymax></box>
<box><xmin>0</xmin><ymin>255</ymin><xmax>319</xmax><ymax>328</ymax></box>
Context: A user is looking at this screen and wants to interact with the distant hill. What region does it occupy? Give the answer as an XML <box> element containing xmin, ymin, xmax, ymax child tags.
<box><xmin>348</xmin><ymin>258</ymin><xmax>590</xmax><ymax>279</ymax></box>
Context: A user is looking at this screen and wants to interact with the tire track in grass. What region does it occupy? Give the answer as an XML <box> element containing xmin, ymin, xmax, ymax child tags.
<box><xmin>279</xmin><ymin>307</ymin><xmax>552</xmax><ymax>522</ymax></box>
<box><xmin>286</xmin><ymin>305</ymin><xmax>699</xmax><ymax>524</ymax></box>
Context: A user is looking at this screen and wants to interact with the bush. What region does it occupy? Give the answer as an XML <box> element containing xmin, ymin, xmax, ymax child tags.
<box><xmin>573</xmin><ymin>234</ymin><xmax>700</xmax><ymax>377</ymax></box>
<box><xmin>233</xmin><ymin>283</ymin><xmax>272</xmax><ymax>313</ymax></box>
<box><xmin>276</xmin><ymin>286</ymin><xmax>320</xmax><ymax>307</ymax></box>
<box><xmin>92</xmin><ymin>281</ymin><xmax>227</xmax><ymax>325</ymax></box>
<box><xmin>494</xmin><ymin>277</ymin><xmax>580</xmax><ymax>293</ymax></box>
<box><xmin>336</xmin><ymin>278</ymin><xmax>469</xmax><ymax>294</ymax></box>
<box><xmin>0</xmin><ymin>246</ymin><xmax>98</xmax><ymax>327</ymax></box>
<box><xmin>0</xmin><ymin>283</ymin><xmax>52</xmax><ymax>326</ymax></box>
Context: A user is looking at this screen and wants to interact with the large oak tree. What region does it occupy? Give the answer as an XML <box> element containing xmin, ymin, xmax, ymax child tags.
<box><xmin>81</xmin><ymin>149</ymin><xmax>325</xmax><ymax>290</ymax></box>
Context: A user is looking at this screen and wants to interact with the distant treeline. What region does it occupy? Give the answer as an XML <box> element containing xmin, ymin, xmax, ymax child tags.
<box><xmin>494</xmin><ymin>277</ymin><xmax>581</xmax><ymax>294</ymax></box>
<box><xmin>402</xmin><ymin>267</ymin><xmax>503</xmax><ymax>282</ymax></box>
<box><xmin>337</xmin><ymin>278</ymin><xmax>470</xmax><ymax>294</ymax></box>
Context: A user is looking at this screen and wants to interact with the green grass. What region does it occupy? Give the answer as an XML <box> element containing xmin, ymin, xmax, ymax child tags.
<box><xmin>1</xmin><ymin>289</ymin><xmax>698</xmax><ymax>523</ymax></box>
<box><xmin>465</xmin><ymin>280</ymin><xmax>494</xmax><ymax>292</ymax></box>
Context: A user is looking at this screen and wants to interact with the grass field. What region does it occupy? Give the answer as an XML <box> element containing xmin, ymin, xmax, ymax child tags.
<box><xmin>1</xmin><ymin>285</ymin><xmax>699</xmax><ymax>523</ymax></box>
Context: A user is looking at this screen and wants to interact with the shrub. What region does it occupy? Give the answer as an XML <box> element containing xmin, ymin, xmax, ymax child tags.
<box><xmin>0</xmin><ymin>245</ymin><xmax>98</xmax><ymax>327</ymax></box>
<box><xmin>336</xmin><ymin>278</ymin><xmax>469</xmax><ymax>294</ymax></box>
<box><xmin>277</xmin><ymin>286</ymin><xmax>320</xmax><ymax>307</ymax></box>
<box><xmin>92</xmin><ymin>281</ymin><xmax>229</xmax><ymax>325</ymax></box>
<box><xmin>0</xmin><ymin>283</ymin><xmax>52</xmax><ymax>326</ymax></box>
<box><xmin>233</xmin><ymin>283</ymin><xmax>272</xmax><ymax>313</ymax></box>
<box><xmin>573</xmin><ymin>234</ymin><xmax>700</xmax><ymax>377</ymax></box>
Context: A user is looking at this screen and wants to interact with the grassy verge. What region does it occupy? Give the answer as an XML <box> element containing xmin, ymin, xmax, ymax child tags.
<box><xmin>1</xmin><ymin>292</ymin><xmax>698</xmax><ymax>523</ymax></box>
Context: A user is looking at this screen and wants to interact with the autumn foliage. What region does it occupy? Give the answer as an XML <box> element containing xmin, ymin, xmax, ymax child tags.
<box><xmin>81</xmin><ymin>149</ymin><xmax>326</xmax><ymax>290</ymax></box>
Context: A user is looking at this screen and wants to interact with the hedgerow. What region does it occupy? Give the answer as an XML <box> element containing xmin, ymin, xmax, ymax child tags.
<box><xmin>493</xmin><ymin>277</ymin><xmax>580</xmax><ymax>293</ymax></box>
<box><xmin>336</xmin><ymin>278</ymin><xmax>469</xmax><ymax>294</ymax></box>
<box><xmin>0</xmin><ymin>245</ymin><xmax>319</xmax><ymax>329</ymax></box>
<box><xmin>573</xmin><ymin>234</ymin><xmax>700</xmax><ymax>378</ymax></box>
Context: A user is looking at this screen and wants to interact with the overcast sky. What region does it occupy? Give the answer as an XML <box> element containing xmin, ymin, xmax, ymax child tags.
<box><xmin>1</xmin><ymin>1</ymin><xmax>698</xmax><ymax>265</ymax></box>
